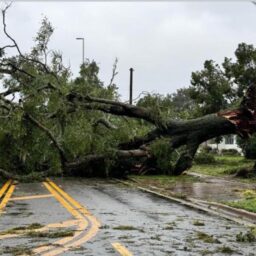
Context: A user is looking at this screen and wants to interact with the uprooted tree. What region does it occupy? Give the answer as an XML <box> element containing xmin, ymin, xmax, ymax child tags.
<box><xmin>1</xmin><ymin>6</ymin><xmax>256</xmax><ymax>180</ymax></box>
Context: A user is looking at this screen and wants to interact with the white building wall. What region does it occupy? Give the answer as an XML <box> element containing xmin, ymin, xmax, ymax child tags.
<box><xmin>206</xmin><ymin>135</ymin><xmax>243</xmax><ymax>154</ymax></box>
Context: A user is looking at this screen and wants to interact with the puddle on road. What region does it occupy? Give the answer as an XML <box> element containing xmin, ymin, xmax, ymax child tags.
<box><xmin>134</xmin><ymin>175</ymin><xmax>256</xmax><ymax>202</ymax></box>
<box><xmin>170</xmin><ymin>181</ymin><xmax>241</xmax><ymax>201</ymax></box>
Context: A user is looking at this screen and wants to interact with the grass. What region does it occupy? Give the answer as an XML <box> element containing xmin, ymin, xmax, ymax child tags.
<box><xmin>163</xmin><ymin>221</ymin><xmax>177</xmax><ymax>230</ymax></box>
<box><xmin>225</xmin><ymin>189</ymin><xmax>256</xmax><ymax>213</ymax></box>
<box><xmin>0</xmin><ymin>223</ymin><xmax>44</xmax><ymax>235</ymax></box>
<box><xmin>196</xmin><ymin>232</ymin><xmax>221</xmax><ymax>244</ymax></box>
<box><xmin>193</xmin><ymin>220</ymin><xmax>205</xmax><ymax>226</ymax></box>
<box><xmin>2</xmin><ymin>246</ymin><xmax>34</xmax><ymax>256</ymax></box>
<box><xmin>118</xmin><ymin>235</ymin><xmax>130</xmax><ymax>239</ymax></box>
<box><xmin>99</xmin><ymin>225</ymin><xmax>110</xmax><ymax>229</ymax></box>
<box><xmin>163</xmin><ymin>225</ymin><xmax>174</xmax><ymax>230</ymax></box>
<box><xmin>130</xmin><ymin>156</ymin><xmax>253</xmax><ymax>179</ymax></box>
<box><xmin>190</xmin><ymin>156</ymin><xmax>253</xmax><ymax>176</ymax></box>
<box><xmin>228</xmin><ymin>198</ymin><xmax>256</xmax><ymax>213</ymax></box>
<box><xmin>113</xmin><ymin>225</ymin><xmax>144</xmax><ymax>232</ymax></box>
<box><xmin>0</xmin><ymin>223</ymin><xmax>74</xmax><ymax>240</ymax></box>
<box><xmin>236</xmin><ymin>229</ymin><xmax>256</xmax><ymax>242</ymax></box>
<box><xmin>26</xmin><ymin>230</ymin><xmax>74</xmax><ymax>238</ymax></box>
<box><xmin>218</xmin><ymin>246</ymin><xmax>235</xmax><ymax>254</ymax></box>
<box><xmin>150</xmin><ymin>234</ymin><xmax>161</xmax><ymax>241</ymax></box>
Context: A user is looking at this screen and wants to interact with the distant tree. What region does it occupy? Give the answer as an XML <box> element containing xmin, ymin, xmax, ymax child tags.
<box><xmin>189</xmin><ymin>43</ymin><xmax>256</xmax><ymax>116</ymax></box>
<box><xmin>188</xmin><ymin>60</ymin><xmax>234</xmax><ymax>116</ymax></box>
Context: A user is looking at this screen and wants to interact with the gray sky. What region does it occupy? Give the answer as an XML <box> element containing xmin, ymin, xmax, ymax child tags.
<box><xmin>1</xmin><ymin>1</ymin><xmax>256</xmax><ymax>101</ymax></box>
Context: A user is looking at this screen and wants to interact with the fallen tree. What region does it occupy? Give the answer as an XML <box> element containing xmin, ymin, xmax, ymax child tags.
<box><xmin>64</xmin><ymin>85</ymin><xmax>256</xmax><ymax>176</ymax></box>
<box><xmin>0</xmin><ymin>6</ymin><xmax>256</xmax><ymax>179</ymax></box>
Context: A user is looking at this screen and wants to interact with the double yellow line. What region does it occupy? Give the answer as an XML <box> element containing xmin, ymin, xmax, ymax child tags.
<box><xmin>42</xmin><ymin>179</ymin><xmax>133</xmax><ymax>256</ymax></box>
<box><xmin>0</xmin><ymin>180</ymin><xmax>15</xmax><ymax>212</ymax></box>
<box><xmin>0</xmin><ymin>179</ymin><xmax>133</xmax><ymax>256</ymax></box>
<box><xmin>34</xmin><ymin>179</ymin><xmax>101</xmax><ymax>256</ymax></box>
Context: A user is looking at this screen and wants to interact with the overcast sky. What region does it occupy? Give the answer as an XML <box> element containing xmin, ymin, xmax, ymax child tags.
<box><xmin>1</xmin><ymin>1</ymin><xmax>256</xmax><ymax>101</ymax></box>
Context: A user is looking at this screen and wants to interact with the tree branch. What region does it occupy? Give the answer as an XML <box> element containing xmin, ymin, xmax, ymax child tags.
<box><xmin>25</xmin><ymin>114</ymin><xmax>67</xmax><ymax>165</ymax></box>
<box><xmin>93</xmin><ymin>118</ymin><xmax>117</xmax><ymax>130</ymax></box>
<box><xmin>67</xmin><ymin>92</ymin><xmax>164</xmax><ymax>126</ymax></box>
<box><xmin>108</xmin><ymin>58</ymin><xmax>118</xmax><ymax>87</ymax></box>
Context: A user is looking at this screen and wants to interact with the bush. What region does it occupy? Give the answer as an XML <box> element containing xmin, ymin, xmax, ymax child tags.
<box><xmin>150</xmin><ymin>138</ymin><xmax>180</xmax><ymax>174</ymax></box>
<box><xmin>194</xmin><ymin>153</ymin><xmax>216</xmax><ymax>164</ymax></box>
<box><xmin>221</xmin><ymin>149</ymin><xmax>240</xmax><ymax>156</ymax></box>
<box><xmin>201</xmin><ymin>146</ymin><xmax>212</xmax><ymax>154</ymax></box>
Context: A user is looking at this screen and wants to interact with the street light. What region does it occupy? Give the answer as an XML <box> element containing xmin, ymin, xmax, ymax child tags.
<box><xmin>76</xmin><ymin>37</ymin><xmax>85</xmax><ymax>65</ymax></box>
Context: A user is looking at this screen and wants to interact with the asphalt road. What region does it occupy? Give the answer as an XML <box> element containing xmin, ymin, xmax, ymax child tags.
<box><xmin>0</xmin><ymin>178</ymin><xmax>255</xmax><ymax>256</ymax></box>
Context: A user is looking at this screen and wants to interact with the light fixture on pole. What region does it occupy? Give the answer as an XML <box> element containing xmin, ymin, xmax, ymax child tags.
<box><xmin>76</xmin><ymin>37</ymin><xmax>85</xmax><ymax>65</ymax></box>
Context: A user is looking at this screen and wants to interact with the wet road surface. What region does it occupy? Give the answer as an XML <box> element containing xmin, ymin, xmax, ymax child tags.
<box><xmin>0</xmin><ymin>178</ymin><xmax>256</xmax><ymax>255</ymax></box>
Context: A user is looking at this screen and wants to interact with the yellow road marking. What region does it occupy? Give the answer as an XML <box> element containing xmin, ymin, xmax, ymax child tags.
<box><xmin>38</xmin><ymin>180</ymin><xmax>101</xmax><ymax>256</ymax></box>
<box><xmin>43</xmin><ymin>182</ymin><xmax>84</xmax><ymax>220</ymax></box>
<box><xmin>46</xmin><ymin>179</ymin><xmax>96</xmax><ymax>217</ymax></box>
<box><xmin>47</xmin><ymin>179</ymin><xmax>101</xmax><ymax>239</ymax></box>
<box><xmin>34</xmin><ymin>218</ymin><xmax>87</xmax><ymax>255</ymax></box>
<box><xmin>34</xmin><ymin>182</ymin><xmax>89</xmax><ymax>255</ymax></box>
<box><xmin>0</xmin><ymin>184</ymin><xmax>15</xmax><ymax>212</ymax></box>
<box><xmin>112</xmin><ymin>243</ymin><xmax>133</xmax><ymax>256</ymax></box>
<box><xmin>10</xmin><ymin>194</ymin><xmax>54</xmax><ymax>201</ymax></box>
<box><xmin>0</xmin><ymin>180</ymin><xmax>12</xmax><ymax>199</ymax></box>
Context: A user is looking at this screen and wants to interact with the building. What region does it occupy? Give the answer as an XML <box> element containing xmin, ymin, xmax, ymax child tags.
<box><xmin>206</xmin><ymin>135</ymin><xmax>243</xmax><ymax>155</ymax></box>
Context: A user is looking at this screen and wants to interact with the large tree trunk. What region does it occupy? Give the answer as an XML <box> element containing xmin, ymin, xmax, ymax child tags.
<box><xmin>118</xmin><ymin>114</ymin><xmax>236</xmax><ymax>175</ymax></box>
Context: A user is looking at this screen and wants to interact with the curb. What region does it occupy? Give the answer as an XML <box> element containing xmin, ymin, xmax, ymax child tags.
<box><xmin>115</xmin><ymin>178</ymin><xmax>256</xmax><ymax>228</ymax></box>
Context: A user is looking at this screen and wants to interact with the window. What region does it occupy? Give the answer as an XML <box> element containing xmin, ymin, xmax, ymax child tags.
<box><xmin>225</xmin><ymin>135</ymin><xmax>234</xmax><ymax>145</ymax></box>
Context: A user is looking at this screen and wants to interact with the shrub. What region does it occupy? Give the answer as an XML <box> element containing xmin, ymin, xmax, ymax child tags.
<box><xmin>221</xmin><ymin>149</ymin><xmax>240</xmax><ymax>156</ymax></box>
<box><xmin>201</xmin><ymin>146</ymin><xmax>212</xmax><ymax>154</ymax></box>
<box><xmin>150</xmin><ymin>138</ymin><xmax>175</xmax><ymax>174</ymax></box>
<box><xmin>236</xmin><ymin>229</ymin><xmax>256</xmax><ymax>242</ymax></box>
<box><xmin>194</xmin><ymin>153</ymin><xmax>216</xmax><ymax>164</ymax></box>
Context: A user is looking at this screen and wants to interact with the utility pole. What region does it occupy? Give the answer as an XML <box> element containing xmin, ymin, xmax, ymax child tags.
<box><xmin>76</xmin><ymin>37</ymin><xmax>85</xmax><ymax>65</ymax></box>
<box><xmin>129</xmin><ymin>68</ymin><xmax>134</xmax><ymax>105</ymax></box>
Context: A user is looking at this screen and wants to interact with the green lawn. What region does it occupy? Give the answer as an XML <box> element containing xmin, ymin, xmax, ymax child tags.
<box><xmin>227</xmin><ymin>198</ymin><xmax>256</xmax><ymax>213</ymax></box>
<box><xmin>190</xmin><ymin>156</ymin><xmax>254</xmax><ymax>176</ymax></box>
